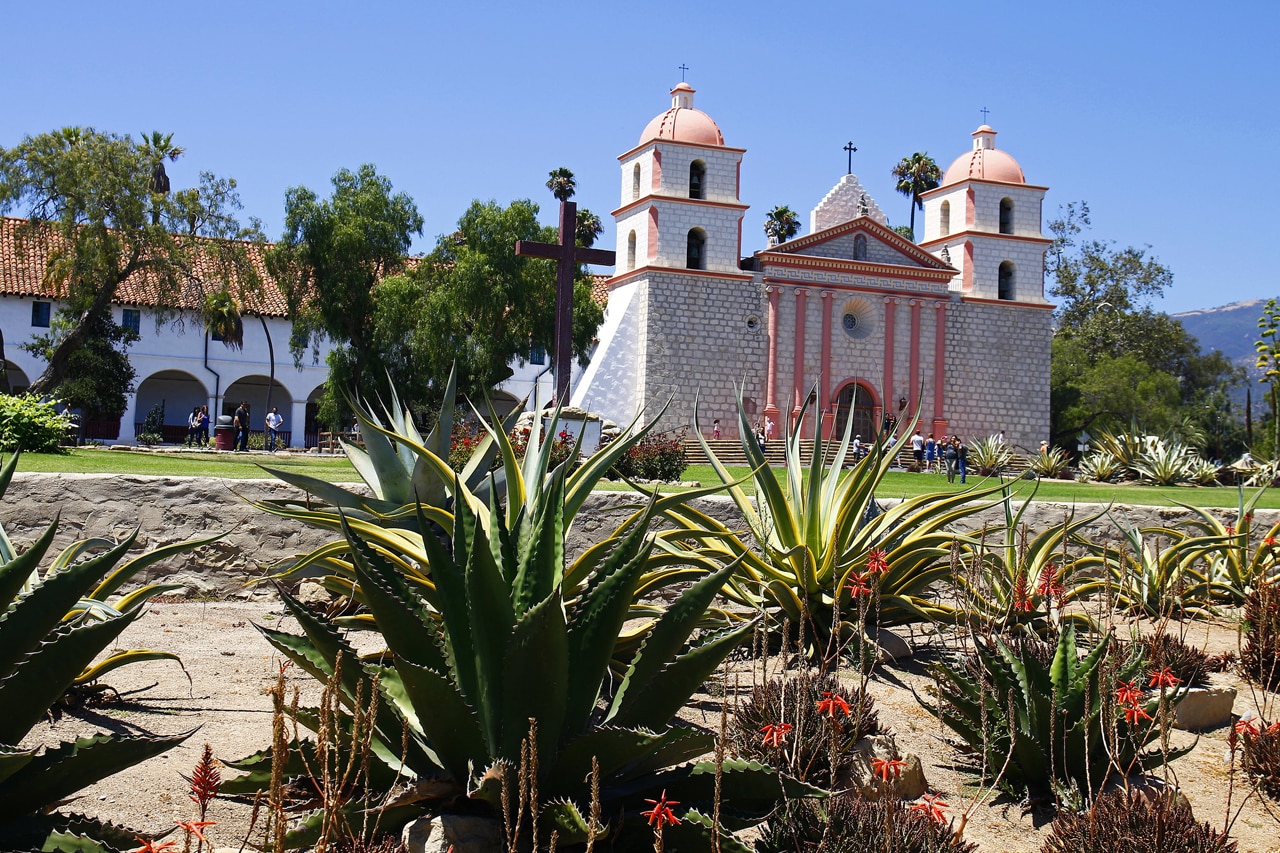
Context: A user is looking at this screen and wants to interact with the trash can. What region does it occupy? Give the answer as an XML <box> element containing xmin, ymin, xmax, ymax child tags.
<box><xmin>214</xmin><ymin>414</ymin><xmax>236</xmax><ymax>451</ymax></box>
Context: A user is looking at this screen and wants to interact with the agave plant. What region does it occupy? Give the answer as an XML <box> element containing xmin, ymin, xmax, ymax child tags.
<box><xmin>1076</xmin><ymin>451</ymin><xmax>1122</xmax><ymax>483</ymax></box>
<box><xmin>919</xmin><ymin>624</ymin><xmax>1190</xmax><ymax>799</ymax></box>
<box><xmin>0</xmin><ymin>452</ymin><xmax>196</xmax><ymax>852</ymax></box>
<box><xmin>661</xmin><ymin>388</ymin><xmax>1004</xmax><ymax>662</ymax></box>
<box><xmin>1075</xmin><ymin>522</ymin><xmax>1208</xmax><ymax>619</ymax></box>
<box><xmin>1029</xmin><ymin>446</ymin><xmax>1072</xmax><ymax>479</ymax></box>
<box><xmin>968</xmin><ymin>434</ymin><xmax>1014</xmax><ymax>478</ymax></box>
<box><xmin>949</xmin><ymin>486</ymin><xmax>1106</xmax><ymax>633</ymax></box>
<box><xmin>1131</xmin><ymin>438</ymin><xmax>1197</xmax><ymax>486</ymax></box>
<box><xmin>1171</xmin><ymin>487</ymin><xmax>1280</xmax><ymax>605</ymax></box>
<box><xmin>225</xmin><ymin>406</ymin><xmax>816</xmax><ymax>851</ymax></box>
<box><xmin>1090</xmin><ymin>429</ymin><xmax>1147</xmax><ymax>479</ymax></box>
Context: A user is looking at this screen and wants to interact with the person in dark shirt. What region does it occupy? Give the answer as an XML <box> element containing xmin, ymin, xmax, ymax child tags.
<box><xmin>233</xmin><ymin>401</ymin><xmax>250</xmax><ymax>452</ymax></box>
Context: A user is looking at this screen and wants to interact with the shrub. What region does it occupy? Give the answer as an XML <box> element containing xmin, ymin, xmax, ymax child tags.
<box><xmin>0</xmin><ymin>393</ymin><xmax>70</xmax><ymax>453</ymax></box>
<box><xmin>1030</xmin><ymin>446</ymin><xmax>1073</xmax><ymax>479</ymax></box>
<box><xmin>756</xmin><ymin>793</ymin><xmax>977</xmax><ymax>853</ymax></box>
<box><xmin>1242</xmin><ymin>581</ymin><xmax>1280</xmax><ymax>691</ymax></box>
<box><xmin>1040</xmin><ymin>787</ymin><xmax>1237</xmax><ymax>853</ymax></box>
<box><xmin>608</xmin><ymin>430</ymin><xmax>688</xmax><ymax>481</ymax></box>
<box><xmin>1131</xmin><ymin>633</ymin><xmax>1211</xmax><ymax>688</ymax></box>
<box><xmin>922</xmin><ymin>624</ymin><xmax>1190</xmax><ymax>799</ymax></box>
<box><xmin>733</xmin><ymin>674</ymin><xmax>879</xmax><ymax>788</ymax></box>
<box><xmin>969</xmin><ymin>434</ymin><xmax>1013</xmax><ymax>477</ymax></box>
<box><xmin>1241</xmin><ymin>720</ymin><xmax>1280</xmax><ymax>799</ymax></box>
<box><xmin>137</xmin><ymin>401</ymin><xmax>165</xmax><ymax>446</ymax></box>
<box><xmin>1076</xmin><ymin>451</ymin><xmax>1121</xmax><ymax>483</ymax></box>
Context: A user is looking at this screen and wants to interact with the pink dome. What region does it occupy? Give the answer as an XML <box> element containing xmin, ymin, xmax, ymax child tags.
<box><xmin>941</xmin><ymin>126</ymin><xmax>1026</xmax><ymax>186</ymax></box>
<box><xmin>639</xmin><ymin>83</ymin><xmax>725</xmax><ymax>146</ymax></box>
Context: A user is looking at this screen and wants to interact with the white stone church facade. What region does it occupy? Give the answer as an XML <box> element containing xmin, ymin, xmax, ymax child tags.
<box><xmin>572</xmin><ymin>83</ymin><xmax>1053</xmax><ymax>450</ymax></box>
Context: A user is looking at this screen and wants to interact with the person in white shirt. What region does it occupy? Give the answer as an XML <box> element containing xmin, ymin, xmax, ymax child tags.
<box><xmin>911</xmin><ymin>430</ymin><xmax>925</xmax><ymax>471</ymax></box>
<box><xmin>265</xmin><ymin>407</ymin><xmax>284</xmax><ymax>452</ymax></box>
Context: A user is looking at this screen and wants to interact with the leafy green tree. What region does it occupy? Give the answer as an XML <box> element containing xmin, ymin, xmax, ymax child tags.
<box><xmin>1047</xmin><ymin>202</ymin><xmax>1242</xmax><ymax>446</ymax></box>
<box><xmin>21</xmin><ymin>310</ymin><xmax>137</xmax><ymax>421</ymax></box>
<box><xmin>889</xmin><ymin>152</ymin><xmax>941</xmax><ymax>239</ymax></box>
<box><xmin>764</xmin><ymin>204</ymin><xmax>801</xmax><ymax>244</ymax></box>
<box><xmin>891</xmin><ymin>224</ymin><xmax>916</xmax><ymax>242</ymax></box>
<box><xmin>266</xmin><ymin>164</ymin><xmax>423</xmax><ymax>425</ymax></box>
<box><xmin>0</xmin><ymin>128</ymin><xmax>261</xmax><ymax>396</ymax></box>
<box><xmin>374</xmin><ymin>199</ymin><xmax>604</xmax><ymax>405</ymax></box>
<box><xmin>1255</xmin><ymin>298</ymin><xmax>1280</xmax><ymax>458</ymax></box>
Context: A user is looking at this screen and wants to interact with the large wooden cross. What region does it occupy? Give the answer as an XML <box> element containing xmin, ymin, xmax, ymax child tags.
<box><xmin>515</xmin><ymin>200</ymin><xmax>615</xmax><ymax>405</ymax></box>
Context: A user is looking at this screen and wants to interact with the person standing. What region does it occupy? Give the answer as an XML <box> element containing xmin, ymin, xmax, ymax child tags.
<box><xmin>187</xmin><ymin>406</ymin><xmax>201</xmax><ymax>448</ymax></box>
<box><xmin>924</xmin><ymin>433</ymin><xmax>937</xmax><ymax>473</ymax></box>
<box><xmin>197</xmin><ymin>405</ymin><xmax>210</xmax><ymax>447</ymax></box>
<box><xmin>764</xmin><ymin>416</ymin><xmax>775</xmax><ymax>443</ymax></box>
<box><xmin>910</xmin><ymin>429</ymin><xmax>924</xmax><ymax>471</ymax></box>
<box><xmin>944</xmin><ymin>437</ymin><xmax>959</xmax><ymax>483</ymax></box>
<box><xmin>234</xmin><ymin>401</ymin><xmax>250</xmax><ymax>452</ymax></box>
<box><xmin>956</xmin><ymin>437</ymin><xmax>969</xmax><ymax>484</ymax></box>
<box><xmin>712</xmin><ymin>418</ymin><xmax>721</xmax><ymax>440</ymax></box>
<box><xmin>265</xmin><ymin>406</ymin><xmax>284</xmax><ymax>452</ymax></box>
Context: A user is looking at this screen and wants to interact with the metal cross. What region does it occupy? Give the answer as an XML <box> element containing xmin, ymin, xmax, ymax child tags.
<box><xmin>980</xmin><ymin>106</ymin><xmax>990</xmax><ymax>123</ymax></box>
<box><xmin>678</xmin><ymin>63</ymin><xmax>689</xmax><ymax>81</ymax></box>
<box><xmin>843</xmin><ymin>141</ymin><xmax>858</xmax><ymax>174</ymax></box>
<box><xmin>515</xmin><ymin>201</ymin><xmax>616</xmax><ymax>405</ymax></box>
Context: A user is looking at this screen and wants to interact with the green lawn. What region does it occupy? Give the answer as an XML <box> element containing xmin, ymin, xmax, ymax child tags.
<box><xmin>13</xmin><ymin>450</ymin><xmax>1276</xmax><ymax>509</ymax></box>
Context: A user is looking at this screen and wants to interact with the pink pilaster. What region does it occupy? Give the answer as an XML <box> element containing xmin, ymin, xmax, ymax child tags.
<box><xmin>764</xmin><ymin>286</ymin><xmax>780</xmax><ymax>418</ymax></box>
<box><xmin>819</xmin><ymin>290</ymin><xmax>834</xmax><ymax>438</ymax></box>
<box><xmin>792</xmin><ymin>287</ymin><xmax>808</xmax><ymax>430</ymax></box>
<box><xmin>882</xmin><ymin>297</ymin><xmax>897</xmax><ymax>417</ymax></box>
<box><xmin>932</xmin><ymin>300</ymin><xmax>948</xmax><ymax>438</ymax></box>
<box><xmin>908</xmin><ymin>299</ymin><xmax>922</xmax><ymax>415</ymax></box>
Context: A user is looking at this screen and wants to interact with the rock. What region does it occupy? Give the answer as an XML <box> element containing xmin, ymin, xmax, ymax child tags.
<box><xmin>875</xmin><ymin>628</ymin><xmax>913</xmax><ymax>663</ymax></box>
<box><xmin>1173</xmin><ymin>685</ymin><xmax>1237</xmax><ymax>731</ymax></box>
<box><xmin>295</xmin><ymin>580</ymin><xmax>331</xmax><ymax>605</ymax></box>
<box><xmin>848</xmin><ymin>734</ymin><xmax>928</xmax><ymax>799</ymax></box>
<box><xmin>441</xmin><ymin>814</ymin><xmax>504</xmax><ymax>852</ymax></box>
<box><xmin>401</xmin><ymin>817</ymin><xmax>447</xmax><ymax>853</ymax></box>
<box><xmin>1102</xmin><ymin>775</ymin><xmax>1192</xmax><ymax>811</ymax></box>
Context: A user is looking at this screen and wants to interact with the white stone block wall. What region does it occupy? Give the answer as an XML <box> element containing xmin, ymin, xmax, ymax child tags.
<box><xmin>969</xmin><ymin>182</ymin><xmax>1045</xmax><ymax>238</ymax></box>
<box><xmin>968</xmin><ymin>236</ymin><xmax>1049</xmax><ymax>303</ymax></box>
<box><xmin>637</xmin><ymin>270</ymin><xmax>767</xmax><ymax>436</ymax></box>
<box><xmin>920</xmin><ymin>186</ymin><xmax>969</xmax><ymax>243</ymax></box>
<box><xmin>796</xmin><ymin>233</ymin><xmax>920</xmax><ymax>267</ymax></box>
<box><xmin>652</xmin><ymin>143</ymin><xmax>741</xmax><ymax>204</ymax></box>
<box><xmin>944</xmin><ymin>300</ymin><xmax>1052</xmax><ymax>450</ymax></box>
<box><xmin>615</xmin><ymin>208</ymin><xmax>652</xmax><ymax>271</ymax></box>
<box><xmin>810</xmin><ymin>175</ymin><xmax>890</xmax><ymax>233</ymax></box>
<box><xmin>570</xmin><ymin>279</ymin><xmax>648</xmax><ymax>425</ymax></box>
<box><xmin>652</xmin><ymin>201</ymin><xmax>742</xmax><ymax>273</ymax></box>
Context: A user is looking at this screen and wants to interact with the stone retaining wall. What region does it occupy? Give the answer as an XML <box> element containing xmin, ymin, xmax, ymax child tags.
<box><xmin>2</xmin><ymin>474</ymin><xmax>1270</xmax><ymax>598</ymax></box>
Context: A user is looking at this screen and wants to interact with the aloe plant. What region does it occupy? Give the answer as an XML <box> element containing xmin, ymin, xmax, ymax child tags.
<box><xmin>1170</xmin><ymin>487</ymin><xmax>1280</xmax><ymax>605</ymax></box>
<box><xmin>0</xmin><ymin>451</ymin><xmax>196</xmax><ymax>852</ymax></box>
<box><xmin>1076</xmin><ymin>522</ymin><xmax>1207</xmax><ymax>619</ymax></box>
<box><xmin>919</xmin><ymin>624</ymin><xmax>1191</xmax><ymax>799</ymax></box>
<box><xmin>1029</xmin><ymin>445</ymin><xmax>1072</xmax><ymax>479</ymax></box>
<box><xmin>662</xmin><ymin>389</ymin><xmax>1004</xmax><ymax>661</ymax></box>
<box><xmin>1076</xmin><ymin>450</ymin><xmax>1121</xmax><ymax>483</ymax></box>
<box><xmin>968</xmin><ymin>434</ymin><xmax>1014</xmax><ymax>477</ymax></box>
<box><xmin>225</xmin><ymin>406</ymin><xmax>816</xmax><ymax>851</ymax></box>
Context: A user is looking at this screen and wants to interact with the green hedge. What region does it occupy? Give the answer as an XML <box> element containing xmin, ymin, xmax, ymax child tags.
<box><xmin>0</xmin><ymin>394</ymin><xmax>71</xmax><ymax>454</ymax></box>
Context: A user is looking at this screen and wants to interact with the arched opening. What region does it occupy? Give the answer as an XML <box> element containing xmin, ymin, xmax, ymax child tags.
<box><xmin>689</xmin><ymin>160</ymin><xmax>706</xmax><ymax>200</ymax></box>
<box><xmin>490</xmin><ymin>390</ymin><xmax>521</xmax><ymax>419</ymax></box>
<box><xmin>3</xmin><ymin>361</ymin><xmax>30</xmax><ymax>395</ymax></box>
<box><xmin>686</xmin><ymin>228</ymin><xmax>707</xmax><ymax>270</ymax></box>
<box><xmin>999</xmin><ymin>198</ymin><xmax>1014</xmax><ymax>234</ymax></box>
<box><xmin>223</xmin><ymin>374</ymin><xmax>291</xmax><ymax>446</ymax></box>
<box><xmin>833</xmin><ymin>382</ymin><xmax>877</xmax><ymax>444</ymax></box>
<box><xmin>627</xmin><ymin>230</ymin><xmax>637</xmax><ymax>271</ymax></box>
<box><xmin>853</xmin><ymin>234</ymin><xmax>868</xmax><ymax>260</ymax></box>
<box><xmin>998</xmin><ymin>261</ymin><xmax>1015</xmax><ymax>300</ymax></box>
<box><xmin>304</xmin><ymin>383</ymin><xmax>326</xmax><ymax>447</ymax></box>
<box><xmin>632</xmin><ymin>163</ymin><xmax>641</xmax><ymax>201</ymax></box>
<box><xmin>940</xmin><ymin>200</ymin><xmax>951</xmax><ymax>236</ymax></box>
<box><xmin>134</xmin><ymin>370</ymin><xmax>209</xmax><ymax>443</ymax></box>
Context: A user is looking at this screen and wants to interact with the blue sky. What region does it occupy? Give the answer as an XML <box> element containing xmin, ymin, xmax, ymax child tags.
<box><xmin>2</xmin><ymin>1</ymin><xmax>1273</xmax><ymax>315</ymax></box>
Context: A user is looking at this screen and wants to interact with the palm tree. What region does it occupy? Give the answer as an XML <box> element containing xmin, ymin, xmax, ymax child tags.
<box><xmin>764</xmin><ymin>205</ymin><xmax>801</xmax><ymax>245</ymax></box>
<box><xmin>575</xmin><ymin>208</ymin><xmax>603</xmax><ymax>247</ymax></box>
<box><xmin>140</xmin><ymin>131</ymin><xmax>185</xmax><ymax>225</ymax></box>
<box><xmin>546</xmin><ymin>167</ymin><xmax>576</xmax><ymax>202</ymax></box>
<box><xmin>890</xmin><ymin>152</ymin><xmax>942</xmax><ymax>240</ymax></box>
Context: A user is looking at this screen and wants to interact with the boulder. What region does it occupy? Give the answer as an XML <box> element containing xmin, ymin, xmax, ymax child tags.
<box><xmin>401</xmin><ymin>815</ymin><xmax>504</xmax><ymax>853</ymax></box>
<box><xmin>295</xmin><ymin>580</ymin><xmax>331</xmax><ymax>606</ymax></box>
<box><xmin>1173</xmin><ymin>685</ymin><xmax>1236</xmax><ymax>731</ymax></box>
<box><xmin>847</xmin><ymin>734</ymin><xmax>928</xmax><ymax>800</ymax></box>
<box><xmin>875</xmin><ymin>628</ymin><xmax>913</xmax><ymax>663</ymax></box>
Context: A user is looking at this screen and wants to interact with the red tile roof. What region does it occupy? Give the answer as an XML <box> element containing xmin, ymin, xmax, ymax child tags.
<box><xmin>1</xmin><ymin>217</ymin><xmax>609</xmax><ymax>318</ymax></box>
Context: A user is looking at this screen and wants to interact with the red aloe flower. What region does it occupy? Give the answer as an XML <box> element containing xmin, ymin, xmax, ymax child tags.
<box><xmin>845</xmin><ymin>571</ymin><xmax>872</xmax><ymax>599</ymax></box>
<box><xmin>174</xmin><ymin>821</ymin><xmax>216</xmax><ymax>845</ymax></box>
<box><xmin>1226</xmin><ymin>525</ymin><xmax>1236</xmax><ymax>536</ymax></box>
<box><xmin>184</xmin><ymin>744</ymin><xmax>221</xmax><ymax>814</ymax></box>
<box><xmin>1148</xmin><ymin>667</ymin><xmax>1180</xmax><ymax>689</ymax></box>
<box><xmin>642</xmin><ymin>790</ymin><xmax>681</xmax><ymax>827</ymax></box>
<box><xmin>1266</xmin><ymin>721</ymin><xmax>1280</xmax><ymax>734</ymax></box>
<box><xmin>760</xmin><ymin>722</ymin><xmax>793</xmax><ymax>747</ymax></box>
<box><xmin>131</xmin><ymin>840</ymin><xmax>178</xmax><ymax>853</ymax></box>
<box><xmin>1123</xmin><ymin>702</ymin><xmax>1152</xmax><ymax>725</ymax></box>
<box><xmin>1235</xmin><ymin>717</ymin><xmax>1260</xmax><ymax>737</ymax></box>
<box><xmin>1265</xmin><ymin>536</ymin><xmax>1276</xmax><ymax>548</ymax></box>
<box><xmin>1036</xmin><ymin>562</ymin><xmax>1064</xmax><ymax>600</ymax></box>
<box><xmin>816</xmin><ymin>691</ymin><xmax>852</xmax><ymax>718</ymax></box>
<box><xmin>1012</xmin><ymin>572</ymin><xmax>1035</xmax><ymax>612</ymax></box>
<box><xmin>1114</xmin><ymin>680</ymin><xmax>1143</xmax><ymax>707</ymax></box>
<box><xmin>910</xmin><ymin>792</ymin><xmax>950</xmax><ymax>822</ymax></box>
<box><xmin>866</xmin><ymin>549</ymin><xmax>890</xmax><ymax>574</ymax></box>
<box><xmin>871</xmin><ymin>756</ymin><xmax>907</xmax><ymax>781</ymax></box>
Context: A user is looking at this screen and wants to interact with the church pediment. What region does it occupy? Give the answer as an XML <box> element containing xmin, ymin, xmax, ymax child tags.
<box><xmin>759</xmin><ymin>217</ymin><xmax>953</xmax><ymax>273</ymax></box>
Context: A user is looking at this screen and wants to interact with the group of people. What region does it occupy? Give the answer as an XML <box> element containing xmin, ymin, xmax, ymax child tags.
<box><xmin>185</xmin><ymin>402</ymin><xmax>285</xmax><ymax>452</ymax></box>
<box><xmin>910</xmin><ymin>430</ymin><xmax>969</xmax><ymax>483</ymax></box>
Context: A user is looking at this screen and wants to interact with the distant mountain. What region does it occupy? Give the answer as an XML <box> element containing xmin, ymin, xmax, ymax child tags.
<box><xmin>1174</xmin><ymin>299</ymin><xmax>1273</xmax><ymax>378</ymax></box>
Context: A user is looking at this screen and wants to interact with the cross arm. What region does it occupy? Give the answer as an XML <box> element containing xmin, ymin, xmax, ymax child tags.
<box><xmin>514</xmin><ymin>240</ymin><xmax>561</xmax><ymax>260</ymax></box>
<box><xmin>575</xmin><ymin>247</ymin><xmax>616</xmax><ymax>266</ymax></box>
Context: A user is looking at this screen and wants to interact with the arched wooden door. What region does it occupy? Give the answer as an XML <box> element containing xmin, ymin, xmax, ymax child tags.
<box><xmin>833</xmin><ymin>382</ymin><xmax>876</xmax><ymax>442</ymax></box>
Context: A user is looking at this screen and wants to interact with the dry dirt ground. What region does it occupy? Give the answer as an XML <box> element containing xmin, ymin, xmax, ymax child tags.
<box><xmin>21</xmin><ymin>601</ymin><xmax>1280</xmax><ymax>853</ymax></box>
